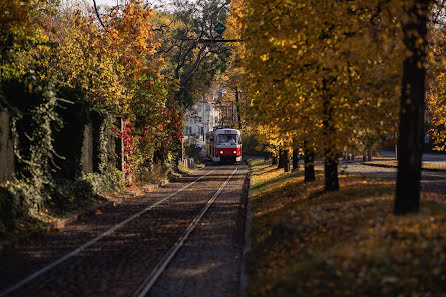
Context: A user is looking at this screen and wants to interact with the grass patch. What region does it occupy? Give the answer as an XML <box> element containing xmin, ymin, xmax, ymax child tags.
<box><xmin>247</xmin><ymin>159</ymin><xmax>446</xmax><ymax>297</ymax></box>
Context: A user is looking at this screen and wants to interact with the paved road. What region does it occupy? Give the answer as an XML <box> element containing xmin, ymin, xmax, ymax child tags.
<box><xmin>0</xmin><ymin>164</ymin><xmax>249</xmax><ymax>297</ymax></box>
<box><xmin>379</xmin><ymin>148</ymin><xmax>446</xmax><ymax>166</ymax></box>
<box><xmin>340</xmin><ymin>161</ymin><xmax>446</xmax><ymax>195</ymax></box>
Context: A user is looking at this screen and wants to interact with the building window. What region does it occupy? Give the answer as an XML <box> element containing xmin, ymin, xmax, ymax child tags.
<box><xmin>199</xmin><ymin>117</ymin><xmax>202</xmax><ymax>123</ymax></box>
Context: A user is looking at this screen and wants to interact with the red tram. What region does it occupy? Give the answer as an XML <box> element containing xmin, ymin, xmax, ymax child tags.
<box><xmin>205</xmin><ymin>128</ymin><xmax>242</xmax><ymax>163</ymax></box>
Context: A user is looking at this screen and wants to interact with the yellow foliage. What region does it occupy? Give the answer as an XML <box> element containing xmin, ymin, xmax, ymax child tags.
<box><xmin>228</xmin><ymin>0</ymin><xmax>403</xmax><ymax>154</ymax></box>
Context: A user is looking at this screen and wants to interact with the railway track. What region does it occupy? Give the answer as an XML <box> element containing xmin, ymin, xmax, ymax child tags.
<box><xmin>0</xmin><ymin>164</ymin><xmax>248</xmax><ymax>297</ymax></box>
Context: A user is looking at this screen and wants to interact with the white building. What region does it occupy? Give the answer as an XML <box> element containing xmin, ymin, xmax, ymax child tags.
<box><xmin>185</xmin><ymin>99</ymin><xmax>220</xmax><ymax>142</ymax></box>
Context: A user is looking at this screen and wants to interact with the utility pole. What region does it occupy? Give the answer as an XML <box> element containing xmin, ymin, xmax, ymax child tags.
<box><xmin>235</xmin><ymin>87</ymin><xmax>242</xmax><ymax>129</ymax></box>
<box><xmin>202</xmin><ymin>97</ymin><xmax>205</xmax><ymax>142</ymax></box>
<box><xmin>231</xmin><ymin>101</ymin><xmax>234</xmax><ymax>126</ymax></box>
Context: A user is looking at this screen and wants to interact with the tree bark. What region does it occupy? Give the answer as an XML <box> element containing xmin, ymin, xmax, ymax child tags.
<box><xmin>278</xmin><ymin>148</ymin><xmax>285</xmax><ymax>169</ymax></box>
<box><xmin>324</xmin><ymin>153</ymin><xmax>339</xmax><ymax>191</ymax></box>
<box><xmin>284</xmin><ymin>149</ymin><xmax>290</xmax><ymax>172</ymax></box>
<box><xmin>304</xmin><ymin>147</ymin><xmax>315</xmax><ymax>182</ymax></box>
<box><xmin>395</xmin><ymin>1</ymin><xmax>429</xmax><ymax>215</ymax></box>
<box><xmin>322</xmin><ymin>79</ymin><xmax>339</xmax><ymax>191</ymax></box>
<box><xmin>272</xmin><ymin>155</ymin><xmax>278</xmax><ymax>165</ymax></box>
<box><xmin>292</xmin><ymin>148</ymin><xmax>299</xmax><ymax>171</ymax></box>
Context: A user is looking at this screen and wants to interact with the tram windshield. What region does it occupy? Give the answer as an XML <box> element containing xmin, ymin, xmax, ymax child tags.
<box><xmin>217</xmin><ymin>134</ymin><xmax>239</xmax><ymax>145</ymax></box>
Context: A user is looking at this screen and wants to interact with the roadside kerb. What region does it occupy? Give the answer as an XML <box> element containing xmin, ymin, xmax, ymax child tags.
<box><xmin>361</xmin><ymin>162</ymin><xmax>446</xmax><ymax>173</ymax></box>
<box><xmin>240</xmin><ymin>165</ymin><xmax>253</xmax><ymax>297</ymax></box>
<box><xmin>0</xmin><ymin>179</ymin><xmax>170</xmax><ymax>255</ymax></box>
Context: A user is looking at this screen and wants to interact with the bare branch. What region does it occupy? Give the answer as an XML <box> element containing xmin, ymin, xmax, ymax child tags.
<box><xmin>92</xmin><ymin>0</ymin><xmax>107</xmax><ymax>29</ymax></box>
<box><xmin>152</xmin><ymin>21</ymin><xmax>173</xmax><ymax>33</ymax></box>
<box><xmin>180</xmin><ymin>45</ymin><xmax>208</xmax><ymax>85</ymax></box>
<box><xmin>175</xmin><ymin>41</ymin><xmax>197</xmax><ymax>78</ymax></box>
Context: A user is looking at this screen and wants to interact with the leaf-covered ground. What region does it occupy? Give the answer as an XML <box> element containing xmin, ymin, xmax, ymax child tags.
<box><xmin>247</xmin><ymin>159</ymin><xmax>446</xmax><ymax>297</ymax></box>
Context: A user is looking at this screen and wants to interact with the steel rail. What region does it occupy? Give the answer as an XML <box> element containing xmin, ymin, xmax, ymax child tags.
<box><xmin>0</xmin><ymin>169</ymin><xmax>216</xmax><ymax>297</ymax></box>
<box><xmin>132</xmin><ymin>167</ymin><xmax>238</xmax><ymax>297</ymax></box>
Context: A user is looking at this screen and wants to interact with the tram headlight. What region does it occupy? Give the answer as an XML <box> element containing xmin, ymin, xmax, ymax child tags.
<box><xmin>233</xmin><ymin>150</ymin><xmax>237</xmax><ymax>154</ymax></box>
<box><xmin>220</xmin><ymin>151</ymin><xmax>223</xmax><ymax>154</ymax></box>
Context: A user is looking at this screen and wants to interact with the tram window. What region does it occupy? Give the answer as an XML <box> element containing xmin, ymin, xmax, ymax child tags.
<box><xmin>218</xmin><ymin>134</ymin><xmax>238</xmax><ymax>145</ymax></box>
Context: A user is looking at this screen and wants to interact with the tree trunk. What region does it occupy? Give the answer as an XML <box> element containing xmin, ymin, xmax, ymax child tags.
<box><xmin>292</xmin><ymin>148</ymin><xmax>299</xmax><ymax>171</ymax></box>
<box><xmin>284</xmin><ymin>149</ymin><xmax>290</xmax><ymax>172</ymax></box>
<box><xmin>322</xmin><ymin>79</ymin><xmax>339</xmax><ymax>191</ymax></box>
<box><xmin>395</xmin><ymin>1</ymin><xmax>429</xmax><ymax>215</ymax></box>
<box><xmin>362</xmin><ymin>150</ymin><xmax>367</xmax><ymax>162</ymax></box>
<box><xmin>324</xmin><ymin>153</ymin><xmax>339</xmax><ymax>191</ymax></box>
<box><xmin>367</xmin><ymin>148</ymin><xmax>372</xmax><ymax>161</ymax></box>
<box><xmin>272</xmin><ymin>156</ymin><xmax>278</xmax><ymax>165</ymax></box>
<box><xmin>304</xmin><ymin>147</ymin><xmax>315</xmax><ymax>182</ymax></box>
<box><xmin>278</xmin><ymin>148</ymin><xmax>285</xmax><ymax>169</ymax></box>
<box><xmin>351</xmin><ymin>150</ymin><xmax>355</xmax><ymax>160</ymax></box>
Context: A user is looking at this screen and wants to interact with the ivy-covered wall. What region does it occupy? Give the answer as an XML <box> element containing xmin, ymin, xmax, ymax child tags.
<box><xmin>0</xmin><ymin>109</ymin><xmax>14</xmax><ymax>183</ymax></box>
<box><xmin>0</xmin><ymin>78</ymin><xmax>123</xmax><ymax>231</ymax></box>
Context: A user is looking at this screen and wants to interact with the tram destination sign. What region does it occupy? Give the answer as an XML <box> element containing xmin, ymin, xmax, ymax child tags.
<box><xmin>214</xmin><ymin>22</ymin><xmax>226</xmax><ymax>35</ymax></box>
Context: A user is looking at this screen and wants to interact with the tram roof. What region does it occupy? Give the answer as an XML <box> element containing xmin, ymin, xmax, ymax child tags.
<box><xmin>207</xmin><ymin>128</ymin><xmax>241</xmax><ymax>135</ymax></box>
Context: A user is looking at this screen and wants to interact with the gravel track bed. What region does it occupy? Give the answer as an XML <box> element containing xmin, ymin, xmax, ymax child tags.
<box><xmin>0</xmin><ymin>165</ymin><xmax>246</xmax><ymax>297</ymax></box>
<box><xmin>148</xmin><ymin>165</ymin><xmax>249</xmax><ymax>297</ymax></box>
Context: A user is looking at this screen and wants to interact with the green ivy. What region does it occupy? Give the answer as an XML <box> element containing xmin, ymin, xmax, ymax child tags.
<box><xmin>81</xmin><ymin>168</ymin><xmax>124</xmax><ymax>196</ymax></box>
<box><xmin>91</xmin><ymin>109</ymin><xmax>116</xmax><ymax>174</ymax></box>
<box><xmin>50</xmin><ymin>177</ymin><xmax>96</xmax><ymax>212</ymax></box>
<box><xmin>0</xmin><ymin>74</ymin><xmax>67</xmax><ymax>230</ymax></box>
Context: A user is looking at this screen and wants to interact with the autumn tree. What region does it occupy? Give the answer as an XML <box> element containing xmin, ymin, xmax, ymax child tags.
<box><xmin>426</xmin><ymin>20</ymin><xmax>446</xmax><ymax>151</ymax></box>
<box><xmin>152</xmin><ymin>0</ymin><xmax>231</xmax><ymax>108</ymax></box>
<box><xmin>0</xmin><ymin>0</ymin><xmax>59</xmax><ymax>79</ymax></box>
<box><xmin>230</xmin><ymin>0</ymin><xmax>407</xmax><ymax>192</ymax></box>
<box><xmin>395</xmin><ymin>0</ymin><xmax>432</xmax><ymax>214</ymax></box>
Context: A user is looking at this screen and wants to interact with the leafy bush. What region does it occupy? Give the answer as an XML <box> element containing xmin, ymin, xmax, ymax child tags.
<box><xmin>0</xmin><ymin>183</ymin><xmax>27</xmax><ymax>231</ymax></box>
<box><xmin>184</xmin><ymin>137</ymin><xmax>204</xmax><ymax>163</ymax></box>
<box><xmin>50</xmin><ymin>178</ymin><xmax>97</xmax><ymax>211</ymax></box>
<box><xmin>0</xmin><ymin>177</ymin><xmax>49</xmax><ymax>231</ymax></box>
<box><xmin>81</xmin><ymin>168</ymin><xmax>124</xmax><ymax>196</ymax></box>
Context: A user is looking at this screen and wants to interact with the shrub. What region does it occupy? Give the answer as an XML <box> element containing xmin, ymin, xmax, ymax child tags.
<box><xmin>184</xmin><ymin>137</ymin><xmax>204</xmax><ymax>163</ymax></box>
<box><xmin>81</xmin><ymin>168</ymin><xmax>124</xmax><ymax>196</ymax></box>
<box><xmin>50</xmin><ymin>178</ymin><xmax>97</xmax><ymax>211</ymax></box>
<box><xmin>0</xmin><ymin>180</ymin><xmax>38</xmax><ymax>231</ymax></box>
